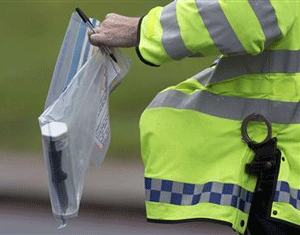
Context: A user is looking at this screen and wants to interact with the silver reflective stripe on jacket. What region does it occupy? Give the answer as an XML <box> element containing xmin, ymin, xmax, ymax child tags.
<box><xmin>248</xmin><ymin>0</ymin><xmax>282</xmax><ymax>47</ymax></box>
<box><xmin>195</xmin><ymin>0</ymin><xmax>244</xmax><ymax>55</ymax></box>
<box><xmin>160</xmin><ymin>0</ymin><xmax>282</xmax><ymax>58</ymax></box>
<box><xmin>195</xmin><ymin>50</ymin><xmax>300</xmax><ymax>86</ymax></box>
<box><xmin>161</xmin><ymin>1</ymin><xmax>201</xmax><ymax>60</ymax></box>
<box><xmin>147</xmin><ymin>89</ymin><xmax>300</xmax><ymax>124</ymax></box>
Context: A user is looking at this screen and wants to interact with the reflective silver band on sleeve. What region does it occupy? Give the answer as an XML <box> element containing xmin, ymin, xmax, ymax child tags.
<box><xmin>195</xmin><ymin>0</ymin><xmax>245</xmax><ymax>55</ymax></box>
<box><xmin>147</xmin><ymin>89</ymin><xmax>300</xmax><ymax>124</ymax></box>
<box><xmin>248</xmin><ymin>0</ymin><xmax>282</xmax><ymax>47</ymax></box>
<box><xmin>161</xmin><ymin>1</ymin><xmax>201</xmax><ymax>60</ymax></box>
<box><xmin>195</xmin><ymin>50</ymin><xmax>300</xmax><ymax>85</ymax></box>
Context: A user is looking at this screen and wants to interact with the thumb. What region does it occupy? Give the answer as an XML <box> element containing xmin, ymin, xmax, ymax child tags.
<box><xmin>89</xmin><ymin>32</ymin><xmax>106</xmax><ymax>46</ymax></box>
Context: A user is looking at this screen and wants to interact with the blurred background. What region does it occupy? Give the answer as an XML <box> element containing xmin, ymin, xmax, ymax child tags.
<box><xmin>0</xmin><ymin>0</ymin><xmax>235</xmax><ymax>234</ymax></box>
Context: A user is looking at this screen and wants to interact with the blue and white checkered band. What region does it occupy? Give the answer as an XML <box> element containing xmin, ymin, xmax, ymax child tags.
<box><xmin>274</xmin><ymin>181</ymin><xmax>300</xmax><ymax>210</ymax></box>
<box><xmin>145</xmin><ymin>178</ymin><xmax>254</xmax><ymax>214</ymax></box>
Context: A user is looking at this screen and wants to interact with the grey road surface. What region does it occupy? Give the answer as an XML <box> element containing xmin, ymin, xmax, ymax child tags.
<box><xmin>0</xmin><ymin>197</ymin><xmax>236</xmax><ymax>235</ymax></box>
<box><xmin>0</xmin><ymin>151</ymin><xmax>236</xmax><ymax>234</ymax></box>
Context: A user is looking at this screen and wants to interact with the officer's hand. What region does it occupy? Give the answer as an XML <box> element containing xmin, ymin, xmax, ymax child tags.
<box><xmin>89</xmin><ymin>13</ymin><xmax>140</xmax><ymax>48</ymax></box>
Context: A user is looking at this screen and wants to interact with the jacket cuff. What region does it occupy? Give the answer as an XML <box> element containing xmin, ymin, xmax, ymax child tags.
<box><xmin>135</xmin><ymin>15</ymin><xmax>160</xmax><ymax>67</ymax></box>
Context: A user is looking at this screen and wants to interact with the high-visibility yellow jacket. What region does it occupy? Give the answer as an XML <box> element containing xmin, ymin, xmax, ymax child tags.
<box><xmin>137</xmin><ymin>1</ymin><xmax>300</xmax><ymax>234</ymax></box>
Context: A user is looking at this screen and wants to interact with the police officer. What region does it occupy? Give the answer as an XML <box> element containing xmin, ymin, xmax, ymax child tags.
<box><xmin>89</xmin><ymin>1</ymin><xmax>300</xmax><ymax>234</ymax></box>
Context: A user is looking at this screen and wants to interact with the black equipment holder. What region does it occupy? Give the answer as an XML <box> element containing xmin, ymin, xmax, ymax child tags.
<box><xmin>245</xmin><ymin>138</ymin><xmax>281</xmax><ymax>191</ymax></box>
<box><xmin>241</xmin><ymin>114</ymin><xmax>300</xmax><ymax>235</ymax></box>
<box><xmin>241</xmin><ymin>113</ymin><xmax>281</xmax><ymax>191</ymax></box>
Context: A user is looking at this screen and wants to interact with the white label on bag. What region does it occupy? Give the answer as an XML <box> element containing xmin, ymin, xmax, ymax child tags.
<box><xmin>93</xmin><ymin>59</ymin><xmax>121</xmax><ymax>152</ymax></box>
<box><xmin>94</xmin><ymin>84</ymin><xmax>110</xmax><ymax>151</ymax></box>
<box><xmin>94</xmin><ymin>112</ymin><xmax>110</xmax><ymax>151</ymax></box>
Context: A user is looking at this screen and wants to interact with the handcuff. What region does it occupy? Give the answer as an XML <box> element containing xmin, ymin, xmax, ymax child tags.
<box><xmin>241</xmin><ymin>113</ymin><xmax>272</xmax><ymax>145</ymax></box>
<box><xmin>241</xmin><ymin>114</ymin><xmax>280</xmax><ymax>190</ymax></box>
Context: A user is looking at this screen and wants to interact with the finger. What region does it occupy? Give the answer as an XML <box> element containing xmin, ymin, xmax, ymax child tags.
<box><xmin>94</xmin><ymin>27</ymin><xmax>102</xmax><ymax>34</ymax></box>
<box><xmin>88</xmin><ymin>27</ymin><xmax>103</xmax><ymax>46</ymax></box>
<box><xmin>89</xmin><ymin>33</ymin><xmax>107</xmax><ymax>47</ymax></box>
<box><xmin>105</xmin><ymin>13</ymin><xmax>117</xmax><ymax>19</ymax></box>
<box><xmin>87</xmin><ymin>28</ymin><xmax>94</xmax><ymax>37</ymax></box>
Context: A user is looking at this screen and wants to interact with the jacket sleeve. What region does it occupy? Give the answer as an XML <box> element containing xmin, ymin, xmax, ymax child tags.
<box><xmin>136</xmin><ymin>0</ymin><xmax>297</xmax><ymax>66</ymax></box>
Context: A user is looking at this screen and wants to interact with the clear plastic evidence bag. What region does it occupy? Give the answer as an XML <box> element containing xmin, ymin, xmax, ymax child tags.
<box><xmin>38</xmin><ymin>11</ymin><xmax>131</xmax><ymax>227</ymax></box>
